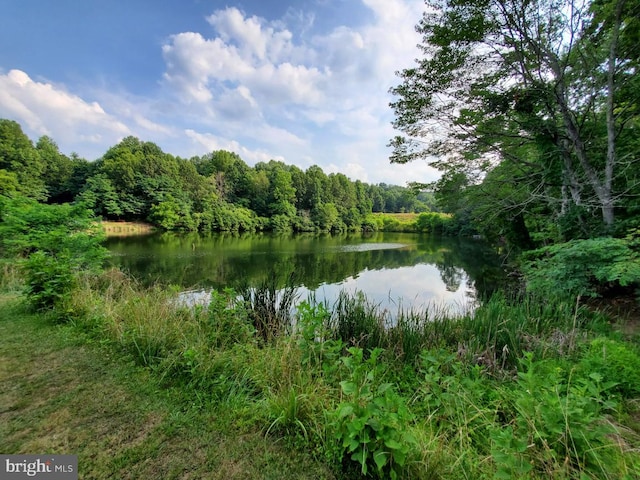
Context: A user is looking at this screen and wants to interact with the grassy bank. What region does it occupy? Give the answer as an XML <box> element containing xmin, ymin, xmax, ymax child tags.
<box><xmin>0</xmin><ymin>294</ymin><xmax>334</xmax><ymax>479</ymax></box>
<box><xmin>3</xmin><ymin>266</ymin><xmax>637</xmax><ymax>478</ymax></box>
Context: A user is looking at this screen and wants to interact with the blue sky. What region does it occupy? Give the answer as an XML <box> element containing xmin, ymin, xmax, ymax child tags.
<box><xmin>0</xmin><ymin>0</ymin><xmax>439</xmax><ymax>185</ymax></box>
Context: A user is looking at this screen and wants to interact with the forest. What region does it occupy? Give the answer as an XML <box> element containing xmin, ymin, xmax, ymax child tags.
<box><xmin>0</xmin><ymin>118</ymin><xmax>443</xmax><ymax>234</ymax></box>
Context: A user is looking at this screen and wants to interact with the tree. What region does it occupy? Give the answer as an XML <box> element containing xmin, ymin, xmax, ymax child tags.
<box><xmin>0</xmin><ymin>119</ymin><xmax>46</xmax><ymax>199</ymax></box>
<box><xmin>390</xmin><ymin>0</ymin><xmax>640</xmax><ymax>234</ymax></box>
<box><xmin>0</xmin><ymin>170</ymin><xmax>19</xmax><ymax>197</ymax></box>
<box><xmin>192</xmin><ymin>150</ymin><xmax>252</xmax><ymax>204</ymax></box>
<box><xmin>36</xmin><ymin>136</ymin><xmax>74</xmax><ymax>203</ymax></box>
<box><xmin>78</xmin><ymin>174</ymin><xmax>125</xmax><ymax>218</ymax></box>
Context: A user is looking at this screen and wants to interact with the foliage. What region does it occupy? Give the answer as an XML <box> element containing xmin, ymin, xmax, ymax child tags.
<box><xmin>390</xmin><ymin>0</ymin><xmax>640</xmax><ymax>242</ymax></box>
<box><xmin>578</xmin><ymin>337</ymin><xmax>640</xmax><ymax>397</ymax></box>
<box><xmin>0</xmin><ymin>119</ymin><xmax>46</xmax><ymax>200</ymax></box>
<box><xmin>0</xmin><ymin>119</ymin><xmax>446</xmax><ymax>235</ymax></box>
<box><xmin>414</xmin><ymin>212</ymin><xmax>453</xmax><ymax>235</ymax></box>
<box><xmin>0</xmin><ymin>196</ymin><xmax>106</xmax><ymax>316</ymax></box>
<box><xmin>205</xmin><ymin>288</ymin><xmax>255</xmax><ymax>349</ymax></box>
<box><xmin>296</xmin><ymin>301</ymin><xmax>344</xmax><ymax>378</ymax></box>
<box><xmin>491</xmin><ymin>354</ymin><xmax>621</xmax><ymax>479</ymax></box>
<box><xmin>330</xmin><ymin>347</ymin><xmax>417</xmax><ymax>479</ymax></box>
<box><xmin>523</xmin><ymin>237</ymin><xmax>640</xmax><ymax>298</ymax></box>
<box><xmin>10</xmin><ymin>260</ymin><xmax>638</xmax><ymax>479</ymax></box>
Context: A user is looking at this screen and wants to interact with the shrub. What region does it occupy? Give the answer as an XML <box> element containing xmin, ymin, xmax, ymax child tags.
<box><xmin>0</xmin><ymin>196</ymin><xmax>106</xmax><ymax>316</ymax></box>
<box><xmin>523</xmin><ymin>237</ymin><xmax>640</xmax><ymax>299</ymax></box>
<box><xmin>330</xmin><ymin>347</ymin><xmax>417</xmax><ymax>479</ymax></box>
<box><xmin>578</xmin><ymin>337</ymin><xmax>640</xmax><ymax>397</ymax></box>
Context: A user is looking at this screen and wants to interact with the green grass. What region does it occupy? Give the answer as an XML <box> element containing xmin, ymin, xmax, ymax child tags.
<box><xmin>3</xmin><ymin>265</ymin><xmax>640</xmax><ymax>479</ymax></box>
<box><xmin>0</xmin><ymin>295</ymin><xmax>335</xmax><ymax>479</ymax></box>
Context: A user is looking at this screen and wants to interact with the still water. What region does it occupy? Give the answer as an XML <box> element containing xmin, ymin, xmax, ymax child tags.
<box><xmin>104</xmin><ymin>231</ymin><xmax>506</xmax><ymax>316</ymax></box>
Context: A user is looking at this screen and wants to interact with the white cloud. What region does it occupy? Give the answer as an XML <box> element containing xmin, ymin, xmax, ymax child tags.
<box><xmin>158</xmin><ymin>3</ymin><xmax>429</xmax><ymax>182</ymax></box>
<box><xmin>162</xmin><ymin>10</ymin><xmax>324</xmax><ymax>108</ymax></box>
<box><xmin>207</xmin><ymin>8</ymin><xmax>295</xmax><ymax>62</ymax></box>
<box><xmin>0</xmin><ymin>69</ymin><xmax>130</xmax><ymax>157</ymax></box>
<box><xmin>185</xmin><ymin>128</ymin><xmax>284</xmax><ymax>164</ymax></box>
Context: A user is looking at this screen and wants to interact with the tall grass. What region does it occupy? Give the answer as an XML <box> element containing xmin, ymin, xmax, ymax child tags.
<box><xmin>319</xmin><ymin>291</ymin><xmax>603</xmax><ymax>369</ymax></box>
<box><xmin>239</xmin><ymin>272</ymin><xmax>299</xmax><ymax>342</ymax></box>
<box><xmin>39</xmin><ymin>268</ymin><xmax>640</xmax><ymax>478</ymax></box>
<box><xmin>0</xmin><ymin>259</ymin><xmax>22</xmax><ymax>293</ymax></box>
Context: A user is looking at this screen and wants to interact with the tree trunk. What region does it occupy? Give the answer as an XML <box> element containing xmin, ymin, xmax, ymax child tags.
<box><xmin>602</xmin><ymin>0</ymin><xmax>626</xmax><ymax>230</ymax></box>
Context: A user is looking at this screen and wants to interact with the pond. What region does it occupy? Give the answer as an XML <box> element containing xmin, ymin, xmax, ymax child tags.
<box><xmin>104</xmin><ymin>231</ymin><xmax>507</xmax><ymax>317</ymax></box>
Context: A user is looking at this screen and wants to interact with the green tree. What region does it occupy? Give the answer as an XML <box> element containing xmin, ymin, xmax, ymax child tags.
<box><xmin>0</xmin><ymin>119</ymin><xmax>46</xmax><ymax>199</ymax></box>
<box><xmin>193</xmin><ymin>150</ymin><xmax>252</xmax><ymax>204</ymax></box>
<box><xmin>77</xmin><ymin>174</ymin><xmax>125</xmax><ymax>218</ymax></box>
<box><xmin>313</xmin><ymin>202</ymin><xmax>340</xmax><ymax>231</ymax></box>
<box><xmin>390</xmin><ymin>0</ymin><xmax>640</xmax><ymax>235</ymax></box>
<box><xmin>0</xmin><ymin>170</ymin><xmax>19</xmax><ymax>197</ymax></box>
<box><xmin>36</xmin><ymin>136</ymin><xmax>75</xmax><ymax>203</ymax></box>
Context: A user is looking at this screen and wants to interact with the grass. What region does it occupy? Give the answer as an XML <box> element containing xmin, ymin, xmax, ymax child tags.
<box><xmin>100</xmin><ymin>220</ymin><xmax>155</xmax><ymax>237</ymax></box>
<box><xmin>371</xmin><ymin>212</ymin><xmax>419</xmax><ymax>222</ymax></box>
<box><xmin>0</xmin><ymin>295</ymin><xmax>335</xmax><ymax>479</ymax></box>
<box><xmin>3</xmin><ymin>265</ymin><xmax>640</xmax><ymax>479</ymax></box>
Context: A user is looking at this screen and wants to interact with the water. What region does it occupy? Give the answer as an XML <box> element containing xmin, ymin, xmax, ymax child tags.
<box><xmin>104</xmin><ymin>231</ymin><xmax>507</xmax><ymax>316</ymax></box>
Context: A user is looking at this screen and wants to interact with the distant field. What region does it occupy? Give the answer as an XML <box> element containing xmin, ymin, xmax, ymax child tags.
<box><xmin>101</xmin><ymin>221</ymin><xmax>155</xmax><ymax>237</ymax></box>
<box><xmin>371</xmin><ymin>212</ymin><xmax>419</xmax><ymax>222</ymax></box>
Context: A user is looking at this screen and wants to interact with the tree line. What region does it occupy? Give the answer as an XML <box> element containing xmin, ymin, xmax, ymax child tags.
<box><xmin>0</xmin><ymin>119</ymin><xmax>437</xmax><ymax>233</ymax></box>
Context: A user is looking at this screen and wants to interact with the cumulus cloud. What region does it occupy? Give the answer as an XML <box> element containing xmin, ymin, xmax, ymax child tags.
<box><xmin>0</xmin><ymin>1</ymin><xmax>434</xmax><ymax>186</ymax></box>
<box><xmin>185</xmin><ymin>128</ymin><xmax>284</xmax><ymax>164</ymax></box>
<box><xmin>162</xmin><ymin>8</ymin><xmax>325</xmax><ymax>108</ymax></box>
<box><xmin>0</xmin><ymin>69</ymin><xmax>129</xmax><ymax>150</ymax></box>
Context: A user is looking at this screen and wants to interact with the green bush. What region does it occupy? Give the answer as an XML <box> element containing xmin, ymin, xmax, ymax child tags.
<box><xmin>578</xmin><ymin>337</ymin><xmax>640</xmax><ymax>397</ymax></box>
<box><xmin>0</xmin><ymin>196</ymin><xmax>106</xmax><ymax>316</ymax></box>
<box><xmin>523</xmin><ymin>237</ymin><xmax>640</xmax><ymax>298</ymax></box>
<box><xmin>330</xmin><ymin>347</ymin><xmax>416</xmax><ymax>479</ymax></box>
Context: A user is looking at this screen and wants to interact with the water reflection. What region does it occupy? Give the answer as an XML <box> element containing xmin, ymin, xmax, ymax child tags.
<box><xmin>105</xmin><ymin>232</ymin><xmax>507</xmax><ymax>316</ymax></box>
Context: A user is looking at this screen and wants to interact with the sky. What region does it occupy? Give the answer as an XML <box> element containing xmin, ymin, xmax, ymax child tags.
<box><xmin>0</xmin><ymin>0</ymin><xmax>440</xmax><ymax>186</ymax></box>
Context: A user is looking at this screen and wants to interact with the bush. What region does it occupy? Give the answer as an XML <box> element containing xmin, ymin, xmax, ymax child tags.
<box><xmin>523</xmin><ymin>237</ymin><xmax>640</xmax><ymax>298</ymax></box>
<box><xmin>0</xmin><ymin>196</ymin><xmax>106</xmax><ymax>316</ymax></box>
<box><xmin>578</xmin><ymin>337</ymin><xmax>640</xmax><ymax>397</ymax></box>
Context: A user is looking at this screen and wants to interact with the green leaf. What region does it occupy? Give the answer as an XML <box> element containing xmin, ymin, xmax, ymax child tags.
<box><xmin>340</xmin><ymin>380</ymin><xmax>357</xmax><ymax>396</ymax></box>
<box><xmin>373</xmin><ymin>450</ymin><xmax>389</xmax><ymax>471</ymax></box>
<box><xmin>384</xmin><ymin>438</ymin><xmax>403</xmax><ymax>450</ymax></box>
<box><xmin>337</xmin><ymin>404</ymin><xmax>354</xmax><ymax>418</ymax></box>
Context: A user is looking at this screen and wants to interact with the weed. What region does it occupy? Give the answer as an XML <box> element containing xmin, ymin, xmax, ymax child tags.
<box><xmin>329</xmin><ymin>347</ymin><xmax>417</xmax><ymax>479</ymax></box>
<box><xmin>578</xmin><ymin>337</ymin><xmax>640</xmax><ymax>397</ymax></box>
<box><xmin>296</xmin><ymin>301</ymin><xmax>343</xmax><ymax>377</ymax></box>
<box><xmin>491</xmin><ymin>353</ymin><xmax>623</xmax><ymax>478</ymax></box>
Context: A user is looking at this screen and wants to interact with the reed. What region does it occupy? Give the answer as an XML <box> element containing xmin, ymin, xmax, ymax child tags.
<box><xmin>318</xmin><ymin>291</ymin><xmax>602</xmax><ymax>369</ymax></box>
<box><xmin>239</xmin><ymin>272</ymin><xmax>299</xmax><ymax>342</ymax></box>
